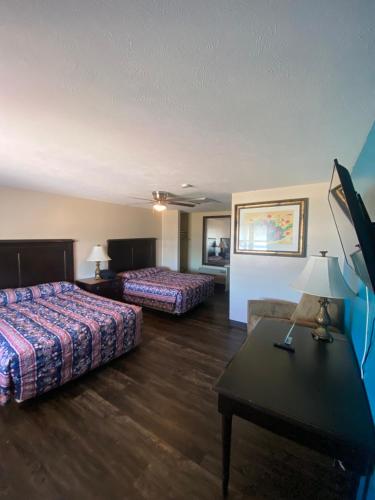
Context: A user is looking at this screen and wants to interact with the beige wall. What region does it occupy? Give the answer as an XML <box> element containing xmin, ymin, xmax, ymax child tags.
<box><xmin>0</xmin><ymin>186</ymin><xmax>162</xmax><ymax>279</ymax></box>
<box><xmin>230</xmin><ymin>182</ymin><xmax>344</xmax><ymax>322</ymax></box>
<box><xmin>188</xmin><ymin>210</ymin><xmax>231</xmax><ymax>272</ymax></box>
<box><xmin>161</xmin><ymin>210</ymin><xmax>180</xmax><ymax>271</ymax></box>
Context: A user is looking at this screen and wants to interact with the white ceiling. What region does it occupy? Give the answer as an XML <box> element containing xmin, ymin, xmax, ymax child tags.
<box><xmin>0</xmin><ymin>1</ymin><xmax>374</xmax><ymax>211</ymax></box>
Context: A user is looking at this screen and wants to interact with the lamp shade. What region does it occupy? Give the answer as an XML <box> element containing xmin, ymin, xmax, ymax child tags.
<box><xmin>291</xmin><ymin>255</ymin><xmax>355</xmax><ymax>299</ymax></box>
<box><xmin>86</xmin><ymin>245</ymin><xmax>111</xmax><ymax>262</ymax></box>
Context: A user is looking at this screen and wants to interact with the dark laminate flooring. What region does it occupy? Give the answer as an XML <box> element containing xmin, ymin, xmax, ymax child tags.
<box><xmin>0</xmin><ymin>289</ymin><xmax>355</xmax><ymax>499</ymax></box>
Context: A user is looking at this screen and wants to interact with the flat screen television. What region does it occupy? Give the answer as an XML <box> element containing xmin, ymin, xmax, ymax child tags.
<box><xmin>328</xmin><ymin>159</ymin><xmax>375</xmax><ymax>292</ymax></box>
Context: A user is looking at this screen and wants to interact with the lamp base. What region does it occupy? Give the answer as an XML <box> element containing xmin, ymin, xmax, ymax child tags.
<box><xmin>311</xmin><ymin>326</ymin><xmax>333</xmax><ymax>343</ymax></box>
<box><xmin>94</xmin><ymin>261</ymin><xmax>101</xmax><ymax>280</ymax></box>
<box><xmin>311</xmin><ymin>297</ymin><xmax>334</xmax><ymax>343</ymax></box>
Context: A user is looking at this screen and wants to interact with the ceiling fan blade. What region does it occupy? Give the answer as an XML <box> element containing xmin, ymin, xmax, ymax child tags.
<box><xmin>190</xmin><ymin>197</ymin><xmax>208</xmax><ymax>201</ymax></box>
<box><xmin>168</xmin><ymin>196</ymin><xmax>220</xmax><ymax>203</ymax></box>
<box><xmin>166</xmin><ymin>197</ymin><xmax>190</xmax><ymax>202</ymax></box>
<box><xmin>129</xmin><ymin>191</ymin><xmax>220</xmax><ymax>208</ymax></box>
<box><xmin>167</xmin><ymin>201</ymin><xmax>196</xmax><ymax>207</ymax></box>
<box><xmin>128</xmin><ymin>196</ymin><xmax>154</xmax><ymax>201</ymax></box>
<box><xmin>189</xmin><ymin>197</ymin><xmax>221</xmax><ymax>204</ymax></box>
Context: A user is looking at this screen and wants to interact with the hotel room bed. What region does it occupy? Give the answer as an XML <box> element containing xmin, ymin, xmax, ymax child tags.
<box><xmin>0</xmin><ymin>281</ymin><xmax>142</xmax><ymax>405</ymax></box>
<box><xmin>119</xmin><ymin>267</ymin><xmax>215</xmax><ymax>314</ymax></box>
<box><xmin>107</xmin><ymin>238</ymin><xmax>215</xmax><ymax>314</ymax></box>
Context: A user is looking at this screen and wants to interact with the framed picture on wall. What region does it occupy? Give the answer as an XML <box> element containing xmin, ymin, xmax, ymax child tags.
<box><xmin>234</xmin><ymin>198</ymin><xmax>308</xmax><ymax>257</ymax></box>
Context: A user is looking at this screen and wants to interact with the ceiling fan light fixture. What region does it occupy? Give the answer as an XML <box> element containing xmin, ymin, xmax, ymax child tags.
<box><xmin>153</xmin><ymin>202</ymin><xmax>167</xmax><ymax>212</ymax></box>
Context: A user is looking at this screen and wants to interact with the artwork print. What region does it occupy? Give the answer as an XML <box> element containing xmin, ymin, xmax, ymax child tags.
<box><xmin>234</xmin><ymin>199</ymin><xmax>307</xmax><ymax>257</ymax></box>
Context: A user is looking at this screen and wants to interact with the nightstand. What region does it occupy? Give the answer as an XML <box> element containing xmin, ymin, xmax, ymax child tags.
<box><xmin>75</xmin><ymin>277</ymin><xmax>122</xmax><ymax>301</ymax></box>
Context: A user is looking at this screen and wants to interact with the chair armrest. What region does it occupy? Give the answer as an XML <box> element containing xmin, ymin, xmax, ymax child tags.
<box><xmin>247</xmin><ymin>299</ymin><xmax>298</xmax><ymax>335</ymax></box>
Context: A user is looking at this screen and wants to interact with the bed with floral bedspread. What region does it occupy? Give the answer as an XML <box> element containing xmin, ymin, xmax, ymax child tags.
<box><xmin>119</xmin><ymin>267</ymin><xmax>215</xmax><ymax>314</ymax></box>
<box><xmin>0</xmin><ymin>282</ymin><xmax>142</xmax><ymax>405</ymax></box>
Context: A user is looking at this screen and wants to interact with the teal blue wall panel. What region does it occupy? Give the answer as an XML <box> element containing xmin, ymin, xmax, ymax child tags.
<box><xmin>346</xmin><ymin>121</ymin><xmax>375</xmax><ymax>498</ymax></box>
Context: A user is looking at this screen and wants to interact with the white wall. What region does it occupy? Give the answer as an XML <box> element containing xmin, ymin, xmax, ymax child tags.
<box><xmin>188</xmin><ymin>210</ymin><xmax>231</xmax><ymax>272</ymax></box>
<box><xmin>161</xmin><ymin>210</ymin><xmax>180</xmax><ymax>271</ymax></box>
<box><xmin>0</xmin><ymin>186</ymin><xmax>162</xmax><ymax>279</ymax></box>
<box><xmin>230</xmin><ymin>182</ymin><xmax>343</xmax><ymax>322</ymax></box>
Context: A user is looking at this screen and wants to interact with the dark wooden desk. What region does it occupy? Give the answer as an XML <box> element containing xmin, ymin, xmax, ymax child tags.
<box><xmin>214</xmin><ymin>319</ymin><xmax>375</xmax><ymax>498</ymax></box>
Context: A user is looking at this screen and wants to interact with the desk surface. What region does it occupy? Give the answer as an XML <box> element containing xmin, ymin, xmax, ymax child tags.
<box><xmin>214</xmin><ymin>319</ymin><xmax>374</xmax><ymax>459</ymax></box>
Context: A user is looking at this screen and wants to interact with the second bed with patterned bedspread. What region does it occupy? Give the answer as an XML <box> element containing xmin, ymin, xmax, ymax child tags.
<box><xmin>0</xmin><ymin>282</ymin><xmax>142</xmax><ymax>405</ymax></box>
<box><xmin>119</xmin><ymin>267</ymin><xmax>215</xmax><ymax>314</ymax></box>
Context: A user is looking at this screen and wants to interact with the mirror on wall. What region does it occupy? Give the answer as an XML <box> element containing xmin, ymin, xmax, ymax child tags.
<box><xmin>202</xmin><ymin>216</ymin><xmax>231</xmax><ymax>267</ymax></box>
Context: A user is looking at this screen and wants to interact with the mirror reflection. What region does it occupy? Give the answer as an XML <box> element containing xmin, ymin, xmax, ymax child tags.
<box><xmin>202</xmin><ymin>216</ymin><xmax>231</xmax><ymax>267</ymax></box>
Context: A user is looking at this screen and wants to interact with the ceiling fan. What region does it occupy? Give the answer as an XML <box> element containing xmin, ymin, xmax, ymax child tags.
<box><xmin>131</xmin><ymin>191</ymin><xmax>219</xmax><ymax>211</ymax></box>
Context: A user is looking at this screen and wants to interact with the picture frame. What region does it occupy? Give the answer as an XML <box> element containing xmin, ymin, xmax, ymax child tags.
<box><xmin>234</xmin><ymin>198</ymin><xmax>308</xmax><ymax>257</ymax></box>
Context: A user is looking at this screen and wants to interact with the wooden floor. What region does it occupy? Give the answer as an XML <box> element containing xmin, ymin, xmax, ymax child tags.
<box><xmin>0</xmin><ymin>289</ymin><xmax>355</xmax><ymax>499</ymax></box>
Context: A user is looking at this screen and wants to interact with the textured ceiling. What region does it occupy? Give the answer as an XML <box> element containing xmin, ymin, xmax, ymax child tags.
<box><xmin>0</xmin><ymin>1</ymin><xmax>374</xmax><ymax>211</ymax></box>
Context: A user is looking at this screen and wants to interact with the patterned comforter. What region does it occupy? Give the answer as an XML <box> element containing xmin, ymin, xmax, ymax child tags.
<box><xmin>119</xmin><ymin>267</ymin><xmax>215</xmax><ymax>314</ymax></box>
<box><xmin>0</xmin><ymin>282</ymin><xmax>142</xmax><ymax>405</ymax></box>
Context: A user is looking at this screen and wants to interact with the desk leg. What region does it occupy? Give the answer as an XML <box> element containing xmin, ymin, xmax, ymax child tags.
<box><xmin>222</xmin><ymin>414</ymin><xmax>232</xmax><ymax>497</ymax></box>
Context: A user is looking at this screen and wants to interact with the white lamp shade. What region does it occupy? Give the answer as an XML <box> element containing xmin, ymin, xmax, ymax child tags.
<box><xmin>291</xmin><ymin>255</ymin><xmax>355</xmax><ymax>299</ymax></box>
<box><xmin>87</xmin><ymin>245</ymin><xmax>111</xmax><ymax>262</ymax></box>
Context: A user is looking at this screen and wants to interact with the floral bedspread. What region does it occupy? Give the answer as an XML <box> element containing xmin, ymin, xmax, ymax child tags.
<box><xmin>119</xmin><ymin>268</ymin><xmax>215</xmax><ymax>314</ymax></box>
<box><xmin>0</xmin><ymin>282</ymin><xmax>142</xmax><ymax>405</ymax></box>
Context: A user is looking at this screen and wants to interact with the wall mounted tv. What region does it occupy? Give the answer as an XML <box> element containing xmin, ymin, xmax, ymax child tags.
<box><xmin>328</xmin><ymin>159</ymin><xmax>375</xmax><ymax>292</ymax></box>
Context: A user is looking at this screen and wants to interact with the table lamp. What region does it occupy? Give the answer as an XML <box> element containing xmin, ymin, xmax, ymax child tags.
<box><xmin>87</xmin><ymin>244</ymin><xmax>111</xmax><ymax>280</ymax></box>
<box><xmin>291</xmin><ymin>251</ymin><xmax>355</xmax><ymax>342</ymax></box>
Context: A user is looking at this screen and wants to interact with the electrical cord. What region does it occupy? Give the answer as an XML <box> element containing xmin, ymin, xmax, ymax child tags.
<box><xmin>362</xmin><ymin>315</ymin><xmax>375</xmax><ymax>373</ymax></box>
<box><xmin>360</xmin><ymin>286</ymin><xmax>371</xmax><ymax>379</ymax></box>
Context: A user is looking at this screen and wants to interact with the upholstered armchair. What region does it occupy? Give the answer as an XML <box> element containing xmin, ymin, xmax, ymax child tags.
<box><xmin>247</xmin><ymin>294</ymin><xmax>344</xmax><ymax>336</ymax></box>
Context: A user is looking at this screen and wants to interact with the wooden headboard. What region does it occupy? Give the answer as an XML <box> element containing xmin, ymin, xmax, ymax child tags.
<box><xmin>0</xmin><ymin>240</ymin><xmax>75</xmax><ymax>289</ymax></box>
<box><xmin>107</xmin><ymin>238</ymin><xmax>156</xmax><ymax>273</ymax></box>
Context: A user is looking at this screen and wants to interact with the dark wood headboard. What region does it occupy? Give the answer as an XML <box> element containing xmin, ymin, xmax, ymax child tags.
<box><xmin>0</xmin><ymin>240</ymin><xmax>75</xmax><ymax>289</ymax></box>
<box><xmin>107</xmin><ymin>238</ymin><xmax>156</xmax><ymax>273</ymax></box>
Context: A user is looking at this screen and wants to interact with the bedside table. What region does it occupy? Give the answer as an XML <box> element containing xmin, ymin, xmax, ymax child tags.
<box><xmin>75</xmin><ymin>277</ymin><xmax>122</xmax><ymax>301</ymax></box>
